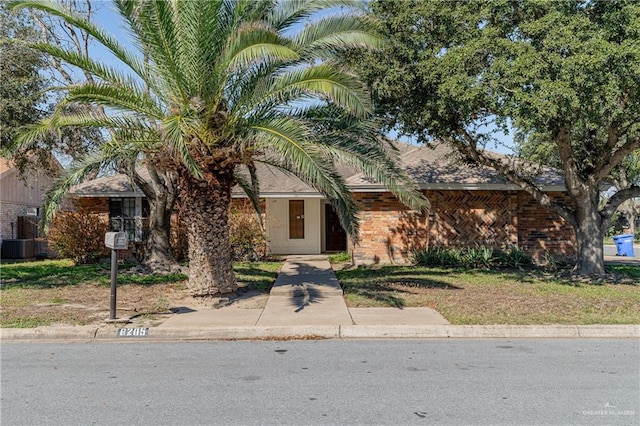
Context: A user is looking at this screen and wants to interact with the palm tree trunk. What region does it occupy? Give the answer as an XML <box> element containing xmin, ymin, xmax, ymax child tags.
<box><xmin>180</xmin><ymin>168</ymin><xmax>237</xmax><ymax>296</ymax></box>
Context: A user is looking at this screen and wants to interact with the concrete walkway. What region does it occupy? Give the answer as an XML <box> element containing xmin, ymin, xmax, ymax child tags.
<box><xmin>257</xmin><ymin>257</ymin><xmax>353</xmax><ymax>326</ymax></box>
<box><xmin>157</xmin><ymin>256</ymin><xmax>449</xmax><ymax>329</ymax></box>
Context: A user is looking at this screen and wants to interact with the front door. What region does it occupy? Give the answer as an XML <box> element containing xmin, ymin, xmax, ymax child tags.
<box><xmin>325</xmin><ymin>204</ymin><xmax>347</xmax><ymax>251</ymax></box>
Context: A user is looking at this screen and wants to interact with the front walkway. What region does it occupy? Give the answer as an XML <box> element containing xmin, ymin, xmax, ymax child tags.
<box><xmin>256</xmin><ymin>256</ymin><xmax>352</xmax><ymax>326</ymax></box>
<box><xmin>159</xmin><ymin>256</ymin><xmax>449</xmax><ymax>328</ymax></box>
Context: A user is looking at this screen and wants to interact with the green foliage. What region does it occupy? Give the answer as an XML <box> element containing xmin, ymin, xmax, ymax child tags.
<box><xmin>328</xmin><ymin>251</ymin><xmax>351</xmax><ymax>263</ymax></box>
<box><xmin>606</xmin><ymin>265</ymin><xmax>640</xmax><ymax>279</ymax></box>
<box><xmin>413</xmin><ymin>245</ymin><xmax>532</xmax><ymax>269</ymax></box>
<box><xmin>46</xmin><ymin>207</ymin><xmax>109</xmax><ymax>265</ymax></box>
<box><xmin>12</xmin><ymin>0</ymin><xmax>428</xmax><ymax>240</ymax></box>
<box><xmin>497</xmin><ymin>245</ymin><xmax>534</xmax><ymax>269</ymax></box>
<box><xmin>356</xmin><ymin>0</ymin><xmax>640</xmax><ymax>275</ymax></box>
<box><xmin>0</xmin><ymin>3</ymin><xmax>50</xmax><ymax>155</ymax></box>
<box><xmin>11</xmin><ymin>0</ymin><xmax>429</xmax><ymax>292</ymax></box>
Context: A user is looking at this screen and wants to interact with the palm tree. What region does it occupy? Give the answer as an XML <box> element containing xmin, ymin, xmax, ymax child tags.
<box><xmin>13</xmin><ymin>0</ymin><xmax>428</xmax><ymax>296</ymax></box>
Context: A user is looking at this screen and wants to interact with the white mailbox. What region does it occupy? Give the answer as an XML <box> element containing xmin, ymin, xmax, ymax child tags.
<box><xmin>105</xmin><ymin>232</ymin><xmax>128</xmax><ymax>250</ymax></box>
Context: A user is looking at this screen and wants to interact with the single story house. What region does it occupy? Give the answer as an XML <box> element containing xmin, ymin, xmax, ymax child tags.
<box><xmin>69</xmin><ymin>142</ymin><xmax>577</xmax><ymax>264</ymax></box>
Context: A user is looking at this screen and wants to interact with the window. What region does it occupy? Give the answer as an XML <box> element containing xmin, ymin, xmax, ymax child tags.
<box><xmin>109</xmin><ymin>197</ymin><xmax>149</xmax><ymax>241</ymax></box>
<box><xmin>289</xmin><ymin>200</ymin><xmax>305</xmax><ymax>239</ymax></box>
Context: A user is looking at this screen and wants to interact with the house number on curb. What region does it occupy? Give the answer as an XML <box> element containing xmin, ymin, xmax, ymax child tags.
<box><xmin>117</xmin><ymin>328</ymin><xmax>149</xmax><ymax>337</ymax></box>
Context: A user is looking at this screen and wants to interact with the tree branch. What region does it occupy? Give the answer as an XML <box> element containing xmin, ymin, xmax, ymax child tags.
<box><xmin>595</xmin><ymin>136</ymin><xmax>640</xmax><ymax>182</ymax></box>
<box><xmin>451</xmin><ymin>130</ymin><xmax>578</xmax><ymax>227</ymax></box>
<box><xmin>601</xmin><ymin>185</ymin><xmax>640</xmax><ymax>225</ymax></box>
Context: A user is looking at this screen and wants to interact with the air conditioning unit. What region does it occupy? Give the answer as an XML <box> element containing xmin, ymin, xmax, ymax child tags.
<box><xmin>1</xmin><ymin>239</ymin><xmax>35</xmax><ymax>259</ymax></box>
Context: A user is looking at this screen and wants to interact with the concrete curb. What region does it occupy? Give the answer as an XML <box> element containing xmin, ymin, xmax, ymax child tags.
<box><xmin>2</xmin><ymin>324</ymin><xmax>638</xmax><ymax>341</ymax></box>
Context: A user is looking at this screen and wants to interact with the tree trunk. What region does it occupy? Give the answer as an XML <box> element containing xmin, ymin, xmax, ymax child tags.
<box><xmin>573</xmin><ymin>201</ymin><xmax>606</xmax><ymax>276</ymax></box>
<box><xmin>131</xmin><ymin>164</ymin><xmax>181</xmax><ymax>274</ymax></box>
<box><xmin>180</xmin><ymin>168</ymin><xmax>237</xmax><ymax>296</ymax></box>
<box><xmin>141</xmin><ymin>192</ymin><xmax>181</xmax><ymax>274</ymax></box>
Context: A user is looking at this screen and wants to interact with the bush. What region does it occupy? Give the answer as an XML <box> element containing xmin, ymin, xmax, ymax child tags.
<box><xmin>47</xmin><ymin>209</ymin><xmax>109</xmax><ymax>264</ymax></box>
<box><xmin>495</xmin><ymin>245</ymin><xmax>533</xmax><ymax>269</ymax></box>
<box><xmin>413</xmin><ymin>244</ymin><xmax>533</xmax><ymax>269</ymax></box>
<box><xmin>228</xmin><ymin>202</ymin><xmax>267</xmax><ymax>261</ymax></box>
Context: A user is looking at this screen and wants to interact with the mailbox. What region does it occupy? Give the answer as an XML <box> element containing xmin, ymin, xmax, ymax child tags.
<box><xmin>105</xmin><ymin>232</ymin><xmax>128</xmax><ymax>250</ymax></box>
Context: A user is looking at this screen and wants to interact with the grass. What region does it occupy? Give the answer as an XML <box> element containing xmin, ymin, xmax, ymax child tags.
<box><xmin>328</xmin><ymin>252</ymin><xmax>351</xmax><ymax>263</ymax></box>
<box><xmin>0</xmin><ymin>259</ymin><xmax>187</xmax><ymax>288</ymax></box>
<box><xmin>234</xmin><ymin>261</ymin><xmax>283</xmax><ymax>292</ymax></box>
<box><xmin>2</xmin><ymin>258</ymin><xmax>637</xmax><ymax>327</ymax></box>
<box><xmin>0</xmin><ymin>259</ymin><xmax>281</xmax><ymax>328</ymax></box>
<box><xmin>335</xmin><ymin>265</ymin><xmax>640</xmax><ymax>325</ymax></box>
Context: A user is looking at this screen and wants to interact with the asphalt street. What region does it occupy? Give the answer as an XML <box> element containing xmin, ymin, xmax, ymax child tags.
<box><xmin>1</xmin><ymin>339</ymin><xmax>638</xmax><ymax>425</ymax></box>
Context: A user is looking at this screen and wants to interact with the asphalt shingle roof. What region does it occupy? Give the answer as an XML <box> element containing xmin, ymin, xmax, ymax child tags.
<box><xmin>70</xmin><ymin>142</ymin><xmax>566</xmax><ymax>196</ymax></box>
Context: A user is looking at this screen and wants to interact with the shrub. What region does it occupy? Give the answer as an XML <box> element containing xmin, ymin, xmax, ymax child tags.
<box><xmin>413</xmin><ymin>244</ymin><xmax>533</xmax><ymax>269</ymax></box>
<box><xmin>47</xmin><ymin>209</ymin><xmax>109</xmax><ymax>264</ymax></box>
<box><xmin>228</xmin><ymin>202</ymin><xmax>267</xmax><ymax>261</ymax></box>
<box><xmin>413</xmin><ymin>246</ymin><xmax>464</xmax><ymax>267</ymax></box>
<box><xmin>496</xmin><ymin>245</ymin><xmax>533</xmax><ymax>269</ymax></box>
<box><xmin>463</xmin><ymin>245</ymin><xmax>496</xmax><ymax>268</ymax></box>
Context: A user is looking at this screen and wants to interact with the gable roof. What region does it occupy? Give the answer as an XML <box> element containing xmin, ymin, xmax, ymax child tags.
<box><xmin>70</xmin><ymin>142</ymin><xmax>567</xmax><ymax>197</ymax></box>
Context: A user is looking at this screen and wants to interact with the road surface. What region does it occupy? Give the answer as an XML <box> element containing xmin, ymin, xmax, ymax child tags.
<box><xmin>2</xmin><ymin>339</ymin><xmax>638</xmax><ymax>425</ymax></box>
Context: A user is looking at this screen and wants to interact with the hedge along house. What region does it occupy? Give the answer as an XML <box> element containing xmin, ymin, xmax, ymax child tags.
<box><xmin>68</xmin><ymin>142</ymin><xmax>577</xmax><ymax>264</ymax></box>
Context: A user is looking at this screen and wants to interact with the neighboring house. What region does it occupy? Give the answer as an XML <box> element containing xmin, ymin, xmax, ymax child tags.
<box><xmin>0</xmin><ymin>158</ymin><xmax>58</xmax><ymax>240</ymax></box>
<box><xmin>0</xmin><ymin>157</ymin><xmax>60</xmax><ymax>258</ymax></box>
<box><xmin>69</xmin><ymin>142</ymin><xmax>577</xmax><ymax>264</ymax></box>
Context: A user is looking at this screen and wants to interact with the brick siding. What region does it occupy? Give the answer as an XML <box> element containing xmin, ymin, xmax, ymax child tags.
<box><xmin>352</xmin><ymin>190</ymin><xmax>576</xmax><ymax>265</ymax></box>
<box><xmin>1</xmin><ymin>203</ymin><xmax>29</xmax><ymax>240</ymax></box>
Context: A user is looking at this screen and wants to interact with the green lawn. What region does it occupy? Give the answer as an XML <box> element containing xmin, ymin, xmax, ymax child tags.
<box><xmin>0</xmin><ymin>259</ymin><xmax>187</xmax><ymax>288</ymax></box>
<box><xmin>335</xmin><ymin>265</ymin><xmax>640</xmax><ymax>325</ymax></box>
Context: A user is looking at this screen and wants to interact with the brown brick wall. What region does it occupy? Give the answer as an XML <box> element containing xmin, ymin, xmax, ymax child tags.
<box><xmin>516</xmin><ymin>191</ymin><xmax>576</xmax><ymax>260</ymax></box>
<box><xmin>72</xmin><ymin>197</ymin><xmax>110</xmax><ymax>214</ymax></box>
<box><xmin>352</xmin><ymin>190</ymin><xmax>576</xmax><ymax>265</ymax></box>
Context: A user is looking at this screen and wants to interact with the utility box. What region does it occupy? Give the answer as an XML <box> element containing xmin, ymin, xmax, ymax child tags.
<box><xmin>105</xmin><ymin>232</ymin><xmax>128</xmax><ymax>250</ymax></box>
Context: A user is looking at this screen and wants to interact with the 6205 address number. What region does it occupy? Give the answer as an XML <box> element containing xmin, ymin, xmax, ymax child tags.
<box><xmin>117</xmin><ymin>328</ymin><xmax>149</xmax><ymax>337</ymax></box>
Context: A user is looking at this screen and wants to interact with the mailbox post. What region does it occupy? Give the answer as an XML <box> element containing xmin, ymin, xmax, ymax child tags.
<box><xmin>104</xmin><ymin>232</ymin><xmax>128</xmax><ymax>320</ymax></box>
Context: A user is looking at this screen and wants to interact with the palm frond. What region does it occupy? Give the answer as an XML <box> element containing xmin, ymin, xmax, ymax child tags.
<box><xmin>63</xmin><ymin>83</ymin><xmax>164</xmax><ymax>118</ymax></box>
<box><xmin>40</xmin><ymin>152</ymin><xmax>110</xmax><ymax>232</ymax></box>
<box><xmin>263</xmin><ymin>64</ymin><xmax>372</xmax><ymax>118</ymax></box>
<box><xmin>268</xmin><ymin>0</ymin><xmax>366</xmax><ymax>32</ymax></box>
<box><xmin>221</xmin><ymin>23</ymin><xmax>299</xmax><ymax>73</ymax></box>
<box><xmin>294</xmin><ymin>15</ymin><xmax>383</xmax><ymax>60</ymax></box>
<box><xmin>10</xmin><ymin>0</ymin><xmax>150</xmax><ymax>81</ymax></box>
<box><xmin>162</xmin><ymin>115</ymin><xmax>201</xmax><ymax>178</ymax></box>
<box><xmin>251</xmin><ymin>116</ymin><xmax>360</xmax><ymax>236</ymax></box>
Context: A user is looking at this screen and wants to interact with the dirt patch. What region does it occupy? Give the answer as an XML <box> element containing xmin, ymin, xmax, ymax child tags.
<box><xmin>0</xmin><ymin>281</ymin><xmax>270</xmax><ymax>328</ymax></box>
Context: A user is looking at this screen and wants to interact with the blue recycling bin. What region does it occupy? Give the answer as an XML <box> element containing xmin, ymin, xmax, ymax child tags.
<box><xmin>612</xmin><ymin>234</ymin><xmax>635</xmax><ymax>257</ymax></box>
